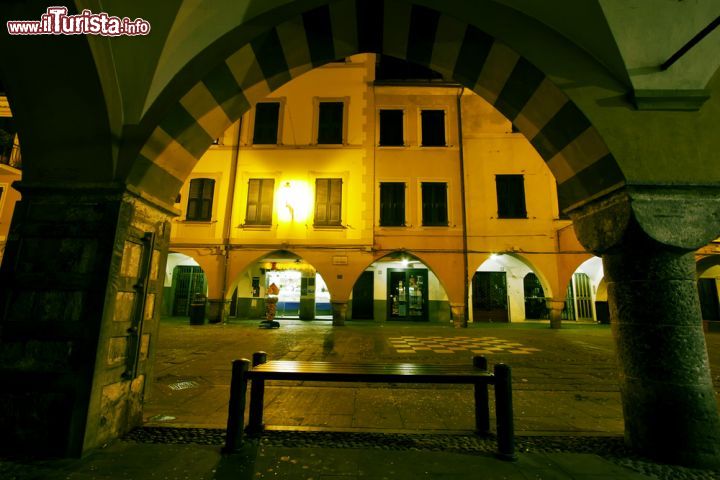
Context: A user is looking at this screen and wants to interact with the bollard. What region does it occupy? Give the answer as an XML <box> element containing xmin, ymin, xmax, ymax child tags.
<box><xmin>252</xmin><ymin>351</ymin><xmax>267</xmax><ymax>367</ymax></box>
<box><xmin>494</xmin><ymin>363</ymin><xmax>516</xmax><ymax>461</ymax></box>
<box><xmin>473</xmin><ymin>355</ymin><xmax>490</xmax><ymax>436</ymax></box>
<box><xmin>248</xmin><ymin>352</ymin><xmax>268</xmax><ymax>435</ymax></box>
<box><xmin>223</xmin><ymin>358</ymin><xmax>251</xmax><ymax>453</ymax></box>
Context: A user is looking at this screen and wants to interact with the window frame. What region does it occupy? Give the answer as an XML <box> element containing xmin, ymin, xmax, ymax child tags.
<box><xmin>251</xmin><ymin>101</ymin><xmax>282</xmax><ymax>146</ymax></box>
<box><xmin>314</xmin><ymin>177</ymin><xmax>343</xmax><ymax>227</ymax></box>
<box><xmin>378</xmin><ymin>109</ymin><xmax>405</xmax><ymax>147</ymax></box>
<box><xmin>420</xmin><ymin>181</ymin><xmax>449</xmax><ymax>227</ymax></box>
<box><xmin>313</xmin><ymin>97</ymin><xmax>349</xmax><ymax>146</ymax></box>
<box><xmin>419</xmin><ymin>108</ymin><xmax>447</xmax><ymax>147</ymax></box>
<box><xmin>186</xmin><ymin>177</ymin><xmax>216</xmax><ymax>222</ymax></box>
<box><xmin>379</xmin><ymin>181</ymin><xmax>406</xmax><ymax>227</ymax></box>
<box><xmin>244</xmin><ymin>178</ymin><xmax>275</xmax><ymax>226</ymax></box>
<box><xmin>495</xmin><ymin>174</ymin><xmax>528</xmax><ymax>219</ymax></box>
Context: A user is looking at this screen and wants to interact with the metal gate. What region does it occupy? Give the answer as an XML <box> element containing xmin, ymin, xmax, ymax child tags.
<box><xmin>172</xmin><ymin>266</ymin><xmax>207</xmax><ymax>316</ymax></box>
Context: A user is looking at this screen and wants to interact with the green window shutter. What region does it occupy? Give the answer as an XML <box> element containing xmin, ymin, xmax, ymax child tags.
<box><xmin>318</xmin><ymin>102</ymin><xmax>344</xmax><ymax>144</ymax></box>
<box><xmin>246</xmin><ymin>179</ymin><xmax>274</xmax><ymax>225</ymax></box>
<box><xmin>259</xmin><ymin>179</ymin><xmax>275</xmax><ymax>224</ymax></box>
<box><xmin>379</xmin><ymin>110</ymin><xmax>403</xmax><ymax>146</ymax></box>
<box><xmin>187</xmin><ymin>178</ymin><xmax>214</xmax><ymax>221</ymax></box>
<box><xmin>315</xmin><ymin>178</ymin><xmax>342</xmax><ymax>226</ymax></box>
<box><xmin>421</xmin><ymin>110</ymin><xmax>446</xmax><ymax>147</ymax></box>
<box><xmin>421</xmin><ymin>182</ymin><xmax>448</xmax><ymax>226</ymax></box>
<box><xmin>253</xmin><ymin>102</ymin><xmax>280</xmax><ymax>144</ymax></box>
<box><xmin>380</xmin><ymin>182</ymin><xmax>405</xmax><ymax>226</ymax></box>
<box><xmin>496</xmin><ymin>175</ymin><xmax>527</xmax><ymax>219</ymax></box>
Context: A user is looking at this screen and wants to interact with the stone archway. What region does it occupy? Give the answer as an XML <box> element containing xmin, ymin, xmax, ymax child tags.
<box><xmin>129</xmin><ymin>0</ymin><xmax>625</xmax><ymax>212</ymax></box>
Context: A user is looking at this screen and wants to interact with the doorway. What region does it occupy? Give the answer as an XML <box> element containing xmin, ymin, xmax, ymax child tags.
<box><xmin>352</xmin><ymin>270</ymin><xmax>374</xmax><ymax>319</ymax></box>
<box><xmin>472</xmin><ymin>271</ymin><xmax>508</xmax><ymax>322</ymax></box>
<box><xmin>387</xmin><ymin>268</ymin><xmax>428</xmax><ymax>321</ymax></box>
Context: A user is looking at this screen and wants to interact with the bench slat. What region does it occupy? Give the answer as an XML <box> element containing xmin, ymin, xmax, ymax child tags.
<box><xmin>248</xmin><ymin>360</ymin><xmax>494</xmax><ymax>384</ymax></box>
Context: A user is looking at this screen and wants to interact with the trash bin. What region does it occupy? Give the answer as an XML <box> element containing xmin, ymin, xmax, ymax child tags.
<box><xmin>189</xmin><ymin>294</ymin><xmax>207</xmax><ymax>325</ymax></box>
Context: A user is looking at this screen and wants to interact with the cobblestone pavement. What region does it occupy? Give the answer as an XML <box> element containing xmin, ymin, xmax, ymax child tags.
<box><xmin>145</xmin><ymin>318</ymin><xmax>720</xmax><ymax>436</ymax></box>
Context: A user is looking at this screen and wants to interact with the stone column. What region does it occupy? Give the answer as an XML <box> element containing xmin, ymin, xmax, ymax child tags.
<box><xmin>547</xmin><ymin>299</ymin><xmax>565</xmax><ymax>329</ymax></box>
<box><xmin>572</xmin><ymin>187</ymin><xmax>720</xmax><ymax>468</ymax></box>
<box><xmin>0</xmin><ymin>184</ymin><xmax>172</xmax><ymax>457</ymax></box>
<box><xmin>299</xmin><ymin>272</ymin><xmax>316</xmax><ymax>320</ymax></box>
<box><xmin>604</xmin><ymin>237</ymin><xmax>720</xmax><ymax>466</ymax></box>
<box><xmin>331</xmin><ymin>301</ymin><xmax>347</xmax><ymax>326</ymax></box>
<box><xmin>450</xmin><ymin>302</ymin><xmax>467</xmax><ymax>328</ymax></box>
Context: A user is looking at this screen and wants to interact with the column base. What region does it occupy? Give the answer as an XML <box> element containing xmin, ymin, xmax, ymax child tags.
<box><xmin>450</xmin><ymin>303</ymin><xmax>467</xmax><ymax>328</ymax></box>
<box><xmin>331</xmin><ymin>301</ymin><xmax>347</xmax><ymax>326</ymax></box>
<box><xmin>206</xmin><ymin>299</ymin><xmax>229</xmax><ymax>324</ymax></box>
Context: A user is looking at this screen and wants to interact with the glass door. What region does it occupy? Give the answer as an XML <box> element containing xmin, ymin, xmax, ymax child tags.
<box><xmin>388</xmin><ymin>268</ymin><xmax>428</xmax><ymax>321</ymax></box>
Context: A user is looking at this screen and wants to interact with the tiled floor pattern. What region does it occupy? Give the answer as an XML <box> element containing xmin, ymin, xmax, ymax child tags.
<box><xmin>388</xmin><ymin>335</ymin><xmax>541</xmax><ymax>355</ymax></box>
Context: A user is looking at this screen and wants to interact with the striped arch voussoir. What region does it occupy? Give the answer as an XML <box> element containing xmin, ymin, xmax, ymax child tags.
<box><xmin>134</xmin><ymin>0</ymin><xmax>624</xmax><ymax>210</ymax></box>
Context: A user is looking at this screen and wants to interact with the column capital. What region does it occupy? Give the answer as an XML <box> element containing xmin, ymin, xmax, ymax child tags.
<box><xmin>571</xmin><ymin>185</ymin><xmax>720</xmax><ymax>254</ymax></box>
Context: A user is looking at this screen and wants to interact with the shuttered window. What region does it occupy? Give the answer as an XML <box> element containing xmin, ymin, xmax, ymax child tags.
<box><xmin>379</xmin><ymin>110</ymin><xmax>404</xmax><ymax>146</ymax></box>
<box><xmin>421</xmin><ymin>110</ymin><xmax>446</xmax><ymax>147</ymax></box>
<box><xmin>314</xmin><ymin>178</ymin><xmax>342</xmax><ymax>226</ymax></box>
<box><xmin>186</xmin><ymin>178</ymin><xmax>215</xmax><ymax>221</ymax></box>
<box><xmin>380</xmin><ymin>182</ymin><xmax>405</xmax><ymax>226</ymax></box>
<box><xmin>245</xmin><ymin>178</ymin><xmax>275</xmax><ymax>225</ymax></box>
<box><xmin>421</xmin><ymin>182</ymin><xmax>448</xmax><ymax>226</ymax></box>
<box><xmin>496</xmin><ymin>175</ymin><xmax>527</xmax><ymax>219</ymax></box>
<box><xmin>253</xmin><ymin>102</ymin><xmax>280</xmax><ymax>144</ymax></box>
<box><xmin>317</xmin><ymin>102</ymin><xmax>344</xmax><ymax>144</ymax></box>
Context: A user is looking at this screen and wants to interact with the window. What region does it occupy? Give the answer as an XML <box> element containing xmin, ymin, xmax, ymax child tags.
<box><xmin>379</xmin><ymin>110</ymin><xmax>404</xmax><ymax>146</ymax></box>
<box><xmin>186</xmin><ymin>178</ymin><xmax>215</xmax><ymax>221</ymax></box>
<box><xmin>496</xmin><ymin>175</ymin><xmax>527</xmax><ymax>219</ymax></box>
<box><xmin>314</xmin><ymin>178</ymin><xmax>342</xmax><ymax>226</ymax></box>
<box><xmin>379</xmin><ymin>182</ymin><xmax>405</xmax><ymax>226</ymax></box>
<box><xmin>253</xmin><ymin>102</ymin><xmax>280</xmax><ymax>144</ymax></box>
<box><xmin>421</xmin><ymin>182</ymin><xmax>448</xmax><ymax>226</ymax></box>
<box><xmin>245</xmin><ymin>178</ymin><xmax>275</xmax><ymax>225</ymax></box>
<box><xmin>317</xmin><ymin>102</ymin><xmax>344</xmax><ymax>144</ymax></box>
<box><xmin>421</xmin><ymin>110</ymin><xmax>445</xmax><ymax>147</ymax></box>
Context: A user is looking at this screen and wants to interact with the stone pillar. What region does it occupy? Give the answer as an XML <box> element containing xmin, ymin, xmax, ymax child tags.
<box><xmin>604</xmin><ymin>238</ymin><xmax>720</xmax><ymax>466</ymax></box>
<box><xmin>299</xmin><ymin>272</ymin><xmax>316</xmax><ymax>320</ymax></box>
<box><xmin>331</xmin><ymin>301</ymin><xmax>347</xmax><ymax>326</ymax></box>
<box><xmin>0</xmin><ymin>184</ymin><xmax>172</xmax><ymax>457</ymax></box>
<box><xmin>547</xmin><ymin>299</ymin><xmax>565</xmax><ymax>329</ymax></box>
<box><xmin>572</xmin><ymin>187</ymin><xmax>720</xmax><ymax>468</ymax></box>
<box><xmin>450</xmin><ymin>303</ymin><xmax>467</xmax><ymax>328</ymax></box>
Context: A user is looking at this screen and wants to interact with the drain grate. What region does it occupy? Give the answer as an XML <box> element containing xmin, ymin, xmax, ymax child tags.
<box><xmin>168</xmin><ymin>380</ymin><xmax>199</xmax><ymax>391</ymax></box>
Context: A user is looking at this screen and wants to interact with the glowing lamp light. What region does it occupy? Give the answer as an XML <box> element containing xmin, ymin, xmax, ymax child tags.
<box><xmin>401</xmin><ymin>258</ymin><xmax>409</xmax><ymax>267</ymax></box>
<box><xmin>276</xmin><ymin>180</ymin><xmax>312</xmax><ymax>223</ymax></box>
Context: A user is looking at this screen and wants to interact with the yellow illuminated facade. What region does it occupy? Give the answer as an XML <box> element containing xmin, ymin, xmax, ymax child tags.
<box><xmin>161</xmin><ymin>53</ymin><xmax>720</xmax><ymax>325</ymax></box>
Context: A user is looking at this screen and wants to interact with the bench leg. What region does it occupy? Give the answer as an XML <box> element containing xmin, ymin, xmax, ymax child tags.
<box><xmin>493</xmin><ymin>363</ymin><xmax>516</xmax><ymax>461</ymax></box>
<box><xmin>247</xmin><ymin>378</ymin><xmax>265</xmax><ymax>436</ymax></box>
<box><xmin>473</xmin><ymin>356</ymin><xmax>490</xmax><ymax>435</ymax></box>
<box><xmin>246</xmin><ymin>351</ymin><xmax>267</xmax><ymax>437</ymax></box>
<box><xmin>223</xmin><ymin>359</ymin><xmax>251</xmax><ymax>453</ymax></box>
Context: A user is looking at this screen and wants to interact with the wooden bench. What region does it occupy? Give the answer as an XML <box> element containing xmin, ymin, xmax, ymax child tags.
<box><xmin>224</xmin><ymin>352</ymin><xmax>515</xmax><ymax>460</ymax></box>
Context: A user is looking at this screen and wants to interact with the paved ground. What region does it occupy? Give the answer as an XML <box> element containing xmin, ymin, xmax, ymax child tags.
<box><xmin>5</xmin><ymin>318</ymin><xmax>720</xmax><ymax>479</ymax></box>
<box><xmin>145</xmin><ymin>319</ymin><xmax>627</xmax><ymax>434</ymax></box>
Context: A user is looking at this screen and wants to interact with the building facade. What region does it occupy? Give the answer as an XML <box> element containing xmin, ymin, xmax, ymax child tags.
<box><xmin>162</xmin><ymin>54</ymin><xmax>719</xmax><ymax>327</ymax></box>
